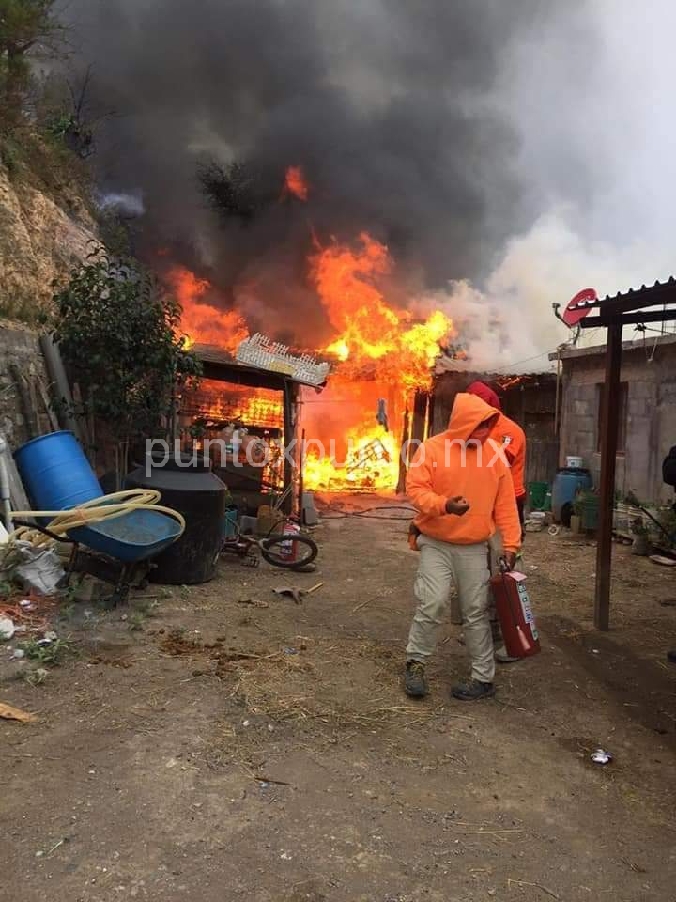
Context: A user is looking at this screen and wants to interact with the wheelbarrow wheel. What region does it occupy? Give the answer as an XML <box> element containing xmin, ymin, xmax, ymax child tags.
<box><xmin>260</xmin><ymin>535</ymin><xmax>318</xmax><ymax>570</ymax></box>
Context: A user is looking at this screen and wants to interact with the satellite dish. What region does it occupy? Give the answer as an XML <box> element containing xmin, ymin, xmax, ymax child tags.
<box><xmin>562</xmin><ymin>288</ymin><xmax>597</xmax><ymax>327</ymax></box>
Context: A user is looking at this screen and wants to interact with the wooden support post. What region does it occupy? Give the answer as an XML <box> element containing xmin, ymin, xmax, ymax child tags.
<box><xmin>396</xmin><ymin>410</ymin><xmax>410</xmax><ymax>495</ymax></box>
<box><xmin>283</xmin><ymin>381</ymin><xmax>299</xmax><ymax>516</ymax></box>
<box><xmin>594</xmin><ymin>321</ymin><xmax>623</xmax><ymax>631</ymax></box>
<box><xmin>411</xmin><ymin>391</ymin><xmax>427</xmax><ymax>446</ymax></box>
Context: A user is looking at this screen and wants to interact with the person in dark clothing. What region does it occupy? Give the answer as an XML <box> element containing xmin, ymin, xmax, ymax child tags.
<box><xmin>662</xmin><ymin>447</ymin><xmax>676</xmax><ymax>663</ymax></box>
<box><xmin>663</xmin><ymin>446</ymin><xmax>676</xmax><ymax>508</ymax></box>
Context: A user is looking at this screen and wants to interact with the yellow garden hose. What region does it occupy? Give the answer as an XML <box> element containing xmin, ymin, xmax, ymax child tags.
<box><xmin>9</xmin><ymin>489</ymin><xmax>186</xmax><ymax>547</ymax></box>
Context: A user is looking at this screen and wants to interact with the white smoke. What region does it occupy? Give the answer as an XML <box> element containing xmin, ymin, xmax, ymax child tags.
<box><xmin>98</xmin><ymin>192</ymin><xmax>146</xmax><ymax>217</ymax></box>
<box><xmin>425</xmin><ymin>1</ymin><xmax>676</xmax><ymax>372</ymax></box>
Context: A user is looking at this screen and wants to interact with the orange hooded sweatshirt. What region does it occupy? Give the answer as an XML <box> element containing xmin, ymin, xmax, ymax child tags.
<box><xmin>467</xmin><ymin>381</ymin><xmax>527</xmax><ymax>499</ymax></box>
<box><xmin>406</xmin><ymin>393</ymin><xmax>521</xmax><ymax>553</ymax></box>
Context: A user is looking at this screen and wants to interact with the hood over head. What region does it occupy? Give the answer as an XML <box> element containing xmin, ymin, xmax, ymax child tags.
<box><xmin>467</xmin><ymin>381</ymin><xmax>501</xmax><ymax>410</ymax></box>
<box><xmin>447</xmin><ymin>393</ymin><xmax>499</xmax><ymax>442</ymax></box>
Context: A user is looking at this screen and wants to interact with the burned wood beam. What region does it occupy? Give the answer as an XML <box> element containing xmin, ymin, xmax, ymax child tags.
<box><xmin>396</xmin><ymin>410</ymin><xmax>410</xmax><ymax>495</ymax></box>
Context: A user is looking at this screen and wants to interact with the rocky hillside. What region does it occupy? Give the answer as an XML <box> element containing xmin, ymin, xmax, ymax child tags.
<box><xmin>0</xmin><ymin>160</ymin><xmax>98</xmax><ymax>322</ymax></box>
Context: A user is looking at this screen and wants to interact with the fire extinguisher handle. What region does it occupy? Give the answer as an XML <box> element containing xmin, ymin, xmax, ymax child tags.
<box><xmin>498</xmin><ymin>556</ymin><xmax>509</xmax><ymax>574</ymax></box>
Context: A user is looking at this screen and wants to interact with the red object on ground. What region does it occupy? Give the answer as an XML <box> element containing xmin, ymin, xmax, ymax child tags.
<box><xmin>562</xmin><ymin>288</ymin><xmax>597</xmax><ymax>327</ymax></box>
<box><xmin>490</xmin><ymin>571</ymin><xmax>541</xmax><ymax>659</ymax></box>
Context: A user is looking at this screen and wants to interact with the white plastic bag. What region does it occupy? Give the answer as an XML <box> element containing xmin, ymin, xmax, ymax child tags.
<box><xmin>14</xmin><ymin>541</ymin><xmax>65</xmax><ymax>595</ymax></box>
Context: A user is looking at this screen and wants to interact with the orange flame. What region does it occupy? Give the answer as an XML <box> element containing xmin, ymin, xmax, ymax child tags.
<box><xmin>166</xmin><ymin>266</ymin><xmax>249</xmax><ymax>352</ymax></box>
<box><xmin>302</xmin><ymin>233</ymin><xmax>454</xmax><ymax>492</ymax></box>
<box><xmin>283</xmin><ymin>166</ymin><xmax>309</xmax><ymax>202</ymax></box>
<box><xmin>311</xmin><ymin>232</ymin><xmax>454</xmax><ymax>390</ymax></box>
<box><xmin>185</xmin><ymin>380</ymin><xmax>284</xmax><ymax>429</ymax></box>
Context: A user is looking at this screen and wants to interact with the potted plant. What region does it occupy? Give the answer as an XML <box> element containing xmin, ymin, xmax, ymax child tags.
<box><xmin>630</xmin><ymin>518</ymin><xmax>652</xmax><ymax>556</ymax></box>
<box><xmin>571</xmin><ymin>492</ymin><xmax>584</xmax><ymax>534</ymax></box>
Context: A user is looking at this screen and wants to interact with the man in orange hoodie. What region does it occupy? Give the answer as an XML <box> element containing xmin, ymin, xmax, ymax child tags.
<box><xmin>467</xmin><ymin>381</ymin><xmax>527</xmax><ymax>534</ymax></box>
<box><xmin>405</xmin><ymin>393</ymin><xmax>521</xmax><ymax>701</ymax></box>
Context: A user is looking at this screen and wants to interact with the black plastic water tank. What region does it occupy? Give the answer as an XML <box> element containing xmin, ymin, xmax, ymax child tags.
<box><xmin>125</xmin><ymin>453</ymin><xmax>226</xmax><ymax>585</ymax></box>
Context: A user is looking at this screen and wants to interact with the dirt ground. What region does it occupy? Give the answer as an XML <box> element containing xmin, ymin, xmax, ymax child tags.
<box><xmin>2</xmin><ymin>497</ymin><xmax>676</xmax><ymax>902</ymax></box>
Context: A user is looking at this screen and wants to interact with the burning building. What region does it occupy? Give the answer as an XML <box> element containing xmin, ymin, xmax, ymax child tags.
<box><xmin>173</xmin><ymin>208</ymin><xmax>458</xmax><ymax>500</ymax></box>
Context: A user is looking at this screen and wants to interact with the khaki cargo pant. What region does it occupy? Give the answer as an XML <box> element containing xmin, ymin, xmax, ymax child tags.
<box><xmin>406</xmin><ymin>535</ymin><xmax>495</xmax><ymax>684</ymax></box>
<box><xmin>451</xmin><ymin>532</ymin><xmax>503</xmax><ymax>642</ymax></box>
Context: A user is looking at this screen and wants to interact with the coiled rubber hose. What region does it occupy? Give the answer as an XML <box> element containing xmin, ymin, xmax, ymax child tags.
<box><xmin>9</xmin><ymin>490</ymin><xmax>186</xmax><ymax>547</ymax></box>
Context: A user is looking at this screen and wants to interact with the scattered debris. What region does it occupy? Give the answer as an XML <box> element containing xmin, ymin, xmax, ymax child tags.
<box><xmin>283</xmin><ymin>647</ymin><xmax>299</xmax><ymax>656</ymax></box>
<box><xmin>0</xmin><ymin>616</ymin><xmax>15</xmax><ymax>640</ymax></box>
<box><xmin>0</xmin><ymin>701</ymin><xmax>38</xmax><ymax>723</ymax></box>
<box><xmin>238</xmin><ymin>598</ymin><xmax>270</xmax><ymax>609</ymax></box>
<box><xmin>255</xmin><ymin>775</ymin><xmax>290</xmax><ymax>786</ymax></box>
<box><xmin>507</xmin><ymin>879</ymin><xmax>560</xmax><ymax>900</ymax></box>
<box><xmin>272</xmin><ymin>583</ymin><xmax>323</xmax><ymax>604</ymax></box>
<box><xmin>591</xmin><ymin>748</ymin><xmax>613</xmax><ymax>766</ymax></box>
<box><xmin>13</xmin><ymin>542</ymin><xmax>65</xmax><ymax>595</ymax></box>
<box><xmin>650</xmin><ymin>554</ymin><xmax>676</xmax><ymax>567</ymax></box>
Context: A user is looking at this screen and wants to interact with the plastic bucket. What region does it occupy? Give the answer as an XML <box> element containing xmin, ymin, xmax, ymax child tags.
<box><xmin>14</xmin><ymin>431</ymin><xmax>101</xmax><ymax>512</ymax></box>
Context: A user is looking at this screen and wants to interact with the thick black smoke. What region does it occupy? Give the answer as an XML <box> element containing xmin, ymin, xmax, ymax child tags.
<box><xmin>59</xmin><ymin>0</ymin><xmax>591</xmax><ymax>343</ymax></box>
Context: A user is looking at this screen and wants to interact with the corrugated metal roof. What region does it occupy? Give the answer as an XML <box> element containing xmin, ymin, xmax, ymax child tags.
<box><xmin>566</xmin><ymin>276</ymin><xmax>676</xmax><ymax>320</ymax></box>
<box><xmin>192</xmin><ymin>343</ymin><xmax>328</xmax><ymax>389</ymax></box>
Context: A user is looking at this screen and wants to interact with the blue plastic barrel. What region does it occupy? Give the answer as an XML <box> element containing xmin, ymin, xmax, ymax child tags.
<box><xmin>552</xmin><ymin>467</ymin><xmax>592</xmax><ymax>523</ymax></box>
<box><xmin>14</xmin><ymin>431</ymin><xmax>101</xmax><ymax>512</ymax></box>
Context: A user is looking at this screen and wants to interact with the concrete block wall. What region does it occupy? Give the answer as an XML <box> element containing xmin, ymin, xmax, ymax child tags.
<box><xmin>559</xmin><ymin>342</ymin><xmax>676</xmax><ymax>504</ymax></box>
<box><xmin>0</xmin><ymin>321</ymin><xmax>51</xmax><ymax>450</ymax></box>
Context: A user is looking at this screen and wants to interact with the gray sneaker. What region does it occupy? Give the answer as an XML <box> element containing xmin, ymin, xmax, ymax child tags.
<box><xmin>405</xmin><ymin>661</ymin><xmax>428</xmax><ymax>698</ymax></box>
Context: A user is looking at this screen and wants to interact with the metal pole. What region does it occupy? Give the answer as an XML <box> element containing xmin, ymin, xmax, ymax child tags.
<box><xmin>554</xmin><ymin>349</ymin><xmax>562</xmax><ymax>436</ymax></box>
<box><xmin>594</xmin><ymin>321</ymin><xmax>623</xmax><ymax>631</ymax></box>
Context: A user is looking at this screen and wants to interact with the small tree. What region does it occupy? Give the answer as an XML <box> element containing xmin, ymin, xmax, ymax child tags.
<box><xmin>0</xmin><ymin>0</ymin><xmax>63</xmax><ymax>113</ymax></box>
<box><xmin>53</xmin><ymin>249</ymin><xmax>201</xmax><ymax>479</ymax></box>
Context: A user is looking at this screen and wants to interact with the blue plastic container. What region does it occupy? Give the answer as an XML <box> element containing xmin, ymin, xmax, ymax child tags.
<box><xmin>14</xmin><ymin>431</ymin><xmax>101</xmax><ymax>512</ymax></box>
<box><xmin>552</xmin><ymin>467</ymin><xmax>593</xmax><ymax>524</ymax></box>
<box><xmin>69</xmin><ymin>509</ymin><xmax>183</xmax><ymax>563</ymax></box>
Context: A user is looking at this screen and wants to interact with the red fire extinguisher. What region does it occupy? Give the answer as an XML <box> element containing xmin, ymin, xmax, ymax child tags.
<box><xmin>490</xmin><ymin>561</ymin><xmax>541</xmax><ymax>659</ymax></box>
<box><xmin>279</xmin><ymin>520</ymin><xmax>300</xmax><ymax>563</ymax></box>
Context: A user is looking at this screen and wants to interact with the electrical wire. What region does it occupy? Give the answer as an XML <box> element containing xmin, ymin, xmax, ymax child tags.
<box><xmin>317</xmin><ymin>503</ymin><xmax>416</xmax><ymax>521</ymax></box>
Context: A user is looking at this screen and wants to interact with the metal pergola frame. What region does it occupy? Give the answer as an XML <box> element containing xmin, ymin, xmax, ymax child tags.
<box><xmin>562</xmin><ymin>279</ymin><xmax>676</xmax><ymax>629</ymax></box>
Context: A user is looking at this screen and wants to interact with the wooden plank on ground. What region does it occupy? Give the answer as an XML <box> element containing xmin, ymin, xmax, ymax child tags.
<box><xmin>0</xmin><ymin>431</ymin><xmax>31</xmax><ymax>512</ymax></box>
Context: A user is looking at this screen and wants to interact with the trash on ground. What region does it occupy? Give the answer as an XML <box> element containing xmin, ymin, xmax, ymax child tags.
<box><xmin>0</xmin><ymin>616</ymin><xmax>16</xmax><ymax>640</ymax></box>
<box><xmin>650</xmin><ymin>554</ymin><xmax>676</xmax><ymax>567</ymax></box>
<box><xmin>0</xmin><ymin>701</ymin><xmax>38</xmax><ymax>723</ymax></box>
<box><xmin>12</xmin><ymin>541</ymin><xmax>65</xmax><ymax>595</ymax></box>
<box><xmin>238</xmin><ymin>597</ymin><xmax>270</xmax><ymax>609</ymax></box>
<box><xmin>591</xmin><ymin>748</ymin><xmax>613</xmax><ymax>765</ymax></box>
<box><xmin>272</xmin><ymin>582</ymin><xmax>323</xmax><ymax>604</ymax></box>
<box><xmin>283</xmin><ymin>646</ymin><xmax>299</xmax><ymax>656</ymax></box>
<box><xmin>548</xmin><ymin>525</ymin><xmax>561</xmax><ymax>537</ymax></box>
